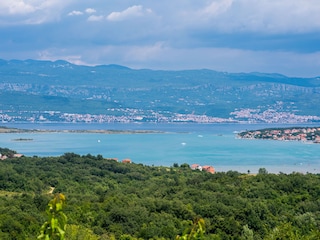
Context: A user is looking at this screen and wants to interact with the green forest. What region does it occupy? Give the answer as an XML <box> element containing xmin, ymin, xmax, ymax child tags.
<box><xmin>0</xmin><ymin>150</ymin><xmax>320</xmax><ymax>239</ymax></box>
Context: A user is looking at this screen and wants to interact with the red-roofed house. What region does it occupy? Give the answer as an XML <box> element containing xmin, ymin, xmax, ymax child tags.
<box><xmin>202</xmin><ymin>165</ymin><xmax>215</xmax><ymax>174</ymax></box>
<box><xmin>191</xmin><ymin>164</ymin><xmax>202</xmax><ymax>171</ymax></box>
<box><xmin>122</xmin><ymin>158</ymin><xmax>132</xmax><ymax>163</ymax></box>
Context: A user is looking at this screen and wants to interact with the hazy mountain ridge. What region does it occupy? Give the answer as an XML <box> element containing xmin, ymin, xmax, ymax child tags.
<box><xmin>0</xmin><ymin>59</ymin><xmax>319</xmax><ymax>123</ymax></box>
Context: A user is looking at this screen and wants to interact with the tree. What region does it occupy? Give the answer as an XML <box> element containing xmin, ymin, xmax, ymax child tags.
<box><xmin>65</xmin><ymin>224</ymin><xmax>99</xmax><ymax>240</ymax></box>
<box><xmin>176</xmin><ymin>218</ymin><xmax>206</xmax><ymax>240</ymax></box>
<box><xmin>241</xmin><ymin>225</ymin><xmax>254</xmax><ymax>240</ymax></box>
<box><xmin>258</xmin><ymin>168</ymin><xmax>268</xmax><ymax>175</ymax></box>
<box><xmin>38</xmin><ymin>193</ymin><xmax>67</xmax><ymax>240</ymax></box>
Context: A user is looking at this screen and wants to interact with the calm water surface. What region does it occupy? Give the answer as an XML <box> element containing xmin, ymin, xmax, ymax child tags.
<box><xmin>1</xmin><ymin>123</ymin><xmax>319</xmax><ymax>174</ymax></box>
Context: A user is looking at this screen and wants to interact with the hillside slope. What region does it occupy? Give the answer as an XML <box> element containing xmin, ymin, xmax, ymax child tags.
<box><xmin>1</xmin><ymin>59</ymin><xmax>319</xmax><ymax>123</ymax></box>
<box><xmin>0</xmin><ymin>153</ymin><xmax>320</xmax><ymax>239</ymax></box>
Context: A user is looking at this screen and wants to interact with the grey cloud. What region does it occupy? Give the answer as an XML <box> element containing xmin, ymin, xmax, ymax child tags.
<box><xmin>180</xmin><ymin>0</ymin><xmax>320</xmax><ymax>34</ymax></box>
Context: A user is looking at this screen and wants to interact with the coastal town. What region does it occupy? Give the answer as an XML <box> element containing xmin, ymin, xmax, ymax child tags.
<box><xmin>0</xmin><ymin>108</ymin><xmax>319</xmax><ymax>124</ymax></box>
<box><xmin>238</xmin><ymin>127</ymin><xmax>320</xmax><ymax>143</ymax></box>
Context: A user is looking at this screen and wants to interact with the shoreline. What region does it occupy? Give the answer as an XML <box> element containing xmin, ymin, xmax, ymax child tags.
<box><xmin>1</xmin><ymin>124</ymin><xmax>319</xmax><ymax>175</ymax></box>
<box><xmin>216</xmin><ymin>164</ymin><xmax>320</xmax><ymax>175</ymax></box>
<box><xmin>0</xmin><ymin>126</ymin><xmax>164</xmax><ymax>134</ymax></box>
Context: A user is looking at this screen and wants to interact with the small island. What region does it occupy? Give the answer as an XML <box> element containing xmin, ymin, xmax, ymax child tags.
<box><xmin>12</xmin><ymin>138</ymin><xmax>33</xmax><ymax>141</ymax></box>
<box><xmin>238</xmin><ymin>126</ymin><xmax>320</xmax><ymax>143</ymax></box>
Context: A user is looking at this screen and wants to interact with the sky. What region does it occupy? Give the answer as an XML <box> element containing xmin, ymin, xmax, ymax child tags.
<box><xmin>0</xmin><ymin>0</ymin><xmax>320</xmax><ymax>77</ymax></box>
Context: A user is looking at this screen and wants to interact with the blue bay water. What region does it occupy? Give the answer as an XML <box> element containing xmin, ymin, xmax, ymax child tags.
<box><xmin>0</xmin><ymin>123</ymin><xmax>320</xmax><ymax>174</ymax></box>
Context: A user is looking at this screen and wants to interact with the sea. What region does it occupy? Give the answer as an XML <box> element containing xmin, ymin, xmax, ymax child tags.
<box><xmin>0</xmin><ymin>122</ymin><xmax>320</xmax><ymax>174</ymax></box>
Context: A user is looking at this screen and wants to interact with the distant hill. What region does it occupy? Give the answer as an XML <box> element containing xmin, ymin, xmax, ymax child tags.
<box><xmin>0</xmin><ymin>59</ymin><xmax>319</xmax><ymax>123</ymax></box>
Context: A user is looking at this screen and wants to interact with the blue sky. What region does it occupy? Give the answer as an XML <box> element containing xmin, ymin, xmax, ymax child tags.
<box><xmin>0</xmin><ymin>0</ymin><xmax>320</xmax><ymax>77</ymax></box>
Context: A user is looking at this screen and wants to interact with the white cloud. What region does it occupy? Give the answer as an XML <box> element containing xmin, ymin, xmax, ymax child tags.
<box><xmin>107</xmin><ymin>5</ymin><xmax>152</xmax><ymax>21</ymax></box>
<box><xmin>68</xmin><ymin>10</ymin><xmax>83</xmax><ymax>16</ymax></box>
<box><xmin>67</xmin><ymin>7</ymin><xmax>96</xmax><ymax>17</ymax></box>
<box><xmin>85</xmin><ymin>8</ymin><xmax>96</xmax><ymax>14</ymax></box>
<box><xmin>38</xmin><ymin>49</ymin><xmax>89</xmax><ymax>65</ymax></box>
<box><xmin>0</xmin><ymin>0</ymin><xmax>74</xmax><ymax>24</ymax></box>
<box><xmin>202</xmin><ymin>0</ymin><xmax>233</xmax><ymax>17</ymax></box>
<box><xmin>87</xmin><ymin>15</ymin><xmax>104</xmax><ymax>22</ymax></box>
<box><xmin>0</xmin><ymin>0</ymin><xmax>36</xmax><ymax>15</ymax></box>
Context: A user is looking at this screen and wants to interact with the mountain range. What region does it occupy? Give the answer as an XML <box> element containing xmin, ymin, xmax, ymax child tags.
<box><xmin>0</xmin><ymin>59</ymin><xmax>319</xmax><ymax>123</ymax></box>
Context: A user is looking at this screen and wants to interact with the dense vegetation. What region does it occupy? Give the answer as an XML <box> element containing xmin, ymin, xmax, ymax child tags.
<box><xmin>0</xmin><ymin>147</ymin><xmax>17</xmax><ymax>157</ymax></box>
<box><xmin>0</xmin><ymin>152</ymin><xmax>320</xmax><ymax>239</ymax></box>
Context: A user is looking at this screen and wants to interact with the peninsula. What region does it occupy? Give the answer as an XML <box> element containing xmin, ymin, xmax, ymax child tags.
<box><xmin>0</xmin><ymin>126</ymin><xmax>162</xmax><ymax>134</ymax></box>
<box><xmin>238</xmin><ymin>127</ymin><xmax>320</xmax><ymax>143</ymax></box>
